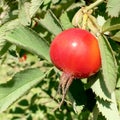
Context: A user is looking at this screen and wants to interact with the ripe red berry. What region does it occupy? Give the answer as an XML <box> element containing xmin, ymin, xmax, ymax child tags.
<box><xmin>50</xmin><ymin>28</ymin><xmax>101</xmax><ymax>108</ymax></box>
<box><xmin>50</xmin><ymin>28</ymin><xmax>101</xmax><ymax>78</ymax></box>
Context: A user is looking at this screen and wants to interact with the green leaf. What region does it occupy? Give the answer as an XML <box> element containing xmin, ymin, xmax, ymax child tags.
<box><xmin>0</xmin><ymin>19</ymin><xmax>20</xmax><ymax>37</ymax></box>
<box><xmin>106</xmin><ymin>0</ymin><xmax>120</xmax><ymax>17</ymax></box>
<box><xmin>89</xmin><ymin>72</ymin><xmax>111</xmax><ymax>101</ymax></box>
<box><xmin>39</xmin><ymin>10</ymin><xmax>63</xmax><ymax>35</ymax></box>
<box><xmin>96</xmin><ymin>92</ymin><xmax>120</xmax><ymax>120</ymax></box>
<box><xmin>111</xmin><ymin>31</ymin><xmax>120</xmax><ymax>42</ymax></box>
<box><xmin>60</xmin><ymin>12</ymin><xmax>73</xmax><ymax>30</ymax></box>
<box><xmin>51</xmin><ymin>0</ymin><xmax>59</xmax><ymax>4</ymax></box>
<box><xmin>0</xmin><ymin>19</ymin><xmax>19</xmax><ymax>56</ymax></box>
<box><xmin>93</xmin><ymin>105</ymin><xmax>100</xmax><ymax>120</ymax></box>
<box><xmin>4</xmin><ymin>24</ymin><xmax>50</xmax><ymax>62</ymax></box>
<box><xmin>43</xmin><ymin>0</ymin><xmax>51</xmax><ymax>5</ymax></box>
<box><xmin>29</xmin><ymin>0</ymin><xmax>43</xmax><ymax>18</ymax></box>
<box><xmin>0</xmin><ymin>42</ymin><xmax>11</xmax><ymax>56</ymax></box>
<box><xmin>115</xmin><ymin>89</ymin><xmax>120</xmax><ymax>112</ymax></box>
<box><xmin>77</xmin><ymin>107</ymin><xmax>91</xmax><ymax>120</ymax></box>
<box><xmin>18</xmin><ymin>2</ymin><xmax>31</xmax><ymax>26</ymax></box>
<box><xmin>98</xmin><ymin>35</ymin><xmax>117</xmax><ymax>93</ymax></box>
<box><xmin>0</xmin><ymin>68</ymin><xmax>45</xmax><ymax>113</ymax></box>
<box><xmin>34</xmin><ymin>88</ymin><xmax>58</xmax><ymax>108</ymax></box>
<box><xmin>116</xmin><ymin>78</ymin><xmax>120</xmax><ymax>88</ymax></box>
<box><xmin>102</xmin><ymin>18</ymin><xmax>120</xmax><ymax>32</ymax></box>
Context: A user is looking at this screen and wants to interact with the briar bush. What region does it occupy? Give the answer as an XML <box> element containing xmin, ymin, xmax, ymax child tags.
<box><xmin>0</xmin><ymin>0</ymin><xmax>120</xmax><ymax>120</ymax></box>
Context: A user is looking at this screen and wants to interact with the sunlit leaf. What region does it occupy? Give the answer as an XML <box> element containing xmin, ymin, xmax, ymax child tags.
<box><xmin>96</xmin><ymin>92</ymin><xmax>120</xmax><ymax>120</ymax></box>
<box><xmin>116</xmin><ymin>78</ymin><xmax>120</xmax><ymax>88</ymax></box>
<box><xmin>102</xmin><ymin>18</ymin><xmax>120</xmax><ymax>32</ymax></box>
<box><xmin>39</xmin><ymin>10</ymin><xmax>62</xmax><ymax>35</ymax></box>
<box><xmin>115</xmin><ymin>89</ymin><xmax>120</xmax><ymax>113</ymax></box>
<box><xmin>111</xmin><ymin>31</ymin><xmax>120</xmax><ymax>42</ymax></box>
<box><xmin>98</xmin><ymin>35</ymin><xmax>117</xmax><ymax>93</ymax></box>
<box><xmin>29</xmin><ymin>0</ymin><xmax>43</xmax><ymax>18</ymax></box>
<box><xmin>4</xmin><ymin>24</ymin><xmax>50</xmax><ymax>62</ymax></box>
<box><xmin>89</xmin><ymin>72</ymin><xmax>111</xmax><ymax>101</ymax></box>
<box><xmin>60</xmin><ymin>12</ymin><xmax>73</xmax><ymax>30</ymax></box>
<box><xmin>0</xmin><ymin>19</ymin><xmax>19</xmax><ymax>56</ymax></box>
<box><xmin>51</xmin><ymin>0</ymin><xmax>59</xmax><ymax>4</ymax></box>
<box><xmin>43</xmin><ymin>0</ymin><xmax>51</xmax><ymax>5</ymax></box>
<box><xmin>18</xmin><ymin>2</ymin><xmax>31</xmax><ymax>26</ymax></box>
<box><xmin>106</xmin><ymin>0</ymin><xmax>120</xmax><ymax>17</ymax></box>
<box><xmin>34</xmin><ymin>88</ymin><xmax>58</xmax><ymax>108</ymax></box>
<box><xmin>0</xmin><ymin>19</ymin><xmax>19</xmax><ymax>36</ymax></box>
<box><xmin>0</xmin><ymin>68</ymin><xmax>45</xmax><ymax>113</ymax></box>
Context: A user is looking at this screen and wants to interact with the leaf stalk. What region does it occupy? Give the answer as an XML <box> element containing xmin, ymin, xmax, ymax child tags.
<box><xmin>86</xmin><ymin>0</ymin><xmax>104</xmax><ymax>11</ymax></box>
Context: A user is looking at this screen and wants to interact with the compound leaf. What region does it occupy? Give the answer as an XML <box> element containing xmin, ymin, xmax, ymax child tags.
<box><xmin>111</xmin><ymin>31</ymin><xmax>120</xmax><ymax>42</ymax></box>
<box><xmin>29</xmin><ymin>0</ymin><xmax>43</xmax><ymax>18</ymax></box>
<box><xmin>102</xmin><ymin>17</ymin><xmax>120</xmax><ymax>32</ymax></box>
<box><xmin>89</xmin><ymin>72</ymin><xmax>111</xmax><ymax>101</ymax></box>
<box><xmin>106</xmin><ymin>0</ymin><xmax>120</xmax><ymax>17</ymax></box>
<box><xmin>98</xmin><ymin>35</ymin><xmax>117</xmax><ymax>93</ymax></box>
<box><xmin>96</xmin><ymin>92</ymin><xmax>120</xmax><ymax>120</ymax></box>
<box><xmin>60</xmin><ymin>12</ymin><xmax>73</xmax><ymax>30</ymax></box>
<box><xmin>39</xmin><ymin>10</ymin><xmax>62</xmax><ymax>35</ymax></box>
<box><xmin>4</xmin><ymin>24</ymin><xmax>50</xmax><ymax>62</ymax></box>
<box><xmin>18</xmin><ymin>2</ymin><xmax>31</xmax><ymax>26</ymax></box>
<box><xmin>0</xmin><ymin>68</ymin><xmax>45</xmax><ymax>113</ymax></box>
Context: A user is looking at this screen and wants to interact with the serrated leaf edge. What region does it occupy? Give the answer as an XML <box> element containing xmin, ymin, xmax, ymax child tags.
<box><xmin>96</xmin><ymin>92</ymin><xmax>120</xmax><ymax>120</ymax></box>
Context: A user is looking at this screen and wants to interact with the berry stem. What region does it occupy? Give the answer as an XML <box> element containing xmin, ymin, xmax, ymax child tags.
<box><xmin>57</xmin><ymin>72</ymin><xmax>74</xmax><ymax>109</ymax></box>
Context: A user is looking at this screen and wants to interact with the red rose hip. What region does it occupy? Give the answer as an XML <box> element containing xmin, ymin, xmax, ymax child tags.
<box><xmin>50</xmin><ymin>28</ymin><xmax>101</xmax><ymax>109</ymax></box>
